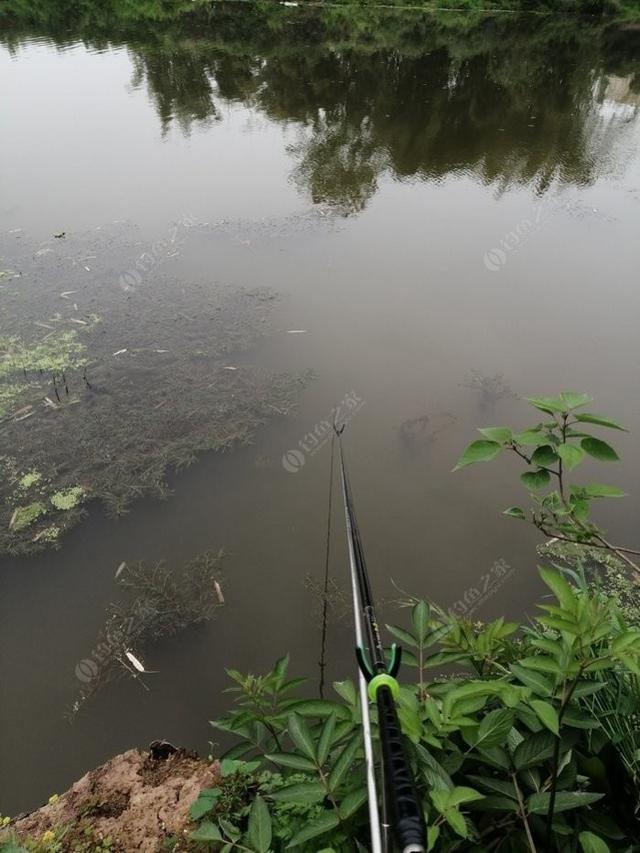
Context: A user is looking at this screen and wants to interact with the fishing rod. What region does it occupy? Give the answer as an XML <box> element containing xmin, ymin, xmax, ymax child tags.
<box><xmin>335</xmin><ymin>425</ymin><xmax>425</xmax><ymax>853</ymax></box>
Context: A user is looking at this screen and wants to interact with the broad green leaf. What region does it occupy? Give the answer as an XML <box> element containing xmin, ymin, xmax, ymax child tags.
<box><xmin>521</xmin><ymin>469</ymin><xmax>551</xmax><ymax>490</ymax></box>
<box><xmin>561</xmin><ymin>707</ymin><xmax>599</xmax><ymax>729</ymax></box>
<box><xmin>539</xmin><ymin>566</ymin><xmax>575</xmax><ymax>612</ymax></box>
<box><xmin>478</xmin><ymin>426</ymin><xmax>512</xmax><ymax>444</ymax></box>
<box><xmin>572</xmin><ymin>498</ymin><xmax>590</xmax><ymax>519</ymax></box>
<box><xmin>476</xmin><ymin>746</ymin><xmax>510</xmax><ymax>770</ymax></box>
<box><xmin>571</xmin><ymin>681</ymin><xmax>607</xmax><ymax>699</ymax></box>
<box><xmin>287</xmin><ymin>713</ymin><xmax>317</xmax><ymax>760</ymax></box>
<box><xmin>328</xmin><ymin>733</ymin><xmax>361</xmax><ymax>792</ymax></box>
<box><xmin>612</xmin><ymin>630</ymin><xmax>640</xmax><ymax>653</ymax></box>
<box><xmin>385</xmin><ymin>624</ymin><xmax>417</xmax><ymax>648</ymax></box>
<box><xmin>560</xmin><ymin>392</ymin><xmax>592</xmax><ymax>411</ymax></box>
<box><xmin>579</xmin><ymin>832</ymin><xmax>610</xmax><ymax>853</ymax></box>
<box><xmin>247</xmin><ymin>795</ymin><xmax>272</xmax><ymax>853</ymax></box>
<box><xmin>510</xmin><ymin>663</ymin><xmax>553</xmax><ymax>696</ymax></box>
<box><xmin>425</xmin><ymin>624</ymin><xmax>452</xmax><ymax>647</ymax></box>
<box><xmin>575</xmin><ymin>413</ymin><xmax>627</xmax><ymax>432</ymax></box>
<box><xmin>279</xmin><ymin>677</ymin><xmax>309</xmax><ymax>695</ymax></box>
<box><xmin>443</xmin><ymin>806</ymin><xmax>468</xmax><ymax>838</ymax></box>
<box><xmin>444</xmin><ymin>680</ymin><xmax>504</xmax><ymax>710</ymax></box>
<box><xmin>583</xmin><ymin>484</ymin><xmax>626</xmax><ymax>498</ymax></box>
<box><xmin>265</xmin><ymin>752</ymin><xmax>316</xmax><ymax>772</ymax></box>
<box><xmin>317</xmin><ymin>713</ymin><xmax>337</xmax><ymax>767</ymax></box>
<box><xmin>270</xmin><ymin>782</ymin><xmax>326</xmax><ymax>804</ymax></box>
<box><xmin>219</xmin><ymin>820</ymin><xmax>241</xmax><ymax>842</ymax></box>
<box><xmin>503</xmin><ymin>506</ymin><xmax>526</xmax><ymax>520</ymax></box>
<box><xmin>528</xmin><ymin>790</ymin><xmax>604</xmax><ymax>814</ymax></box>
<box><xmin>525</xmin><ymin>396</ymin><xmax>564</xmax><ymax>415</ymax></box>
<box><xmin>338</xmin><ymin>785</ymin><xmax>367</xmax><ymax>819</ymax></box>
<box><xmin>427</xmin><ymin>825</ymin><xmax>440</xmax><ymax>852</ymax></box>
<box><xmin>189</xmin><ymin>789</ymin><xmax>221</xmax><ymax>820</ymax></box>
<box><xmin>531</xmin><ymin>445</ymin><xmax>559</xmax><ymax>467</ymax></box>
<box><xmin>466</xmin><ymin>775</ymin><xmax>517</xmax><ymax>800</ymax></box>
<box><xmin>333</xmin><ymin>680</ymin><xmax>357</xmax><ymax>706</ymax></box>
<box><xmin>476</xmin><ymin>709</ymin><xmax>514</xmax><ymax>748</ymax></box>
<box><xmin>557</xmin><ymin>443</ymin><xmax>585</xmax><ymax>471</ymax></box>
<box><xmin>514</xmin><ymin>429</ymin><xmax>548</xmax><ymax>446</ymax></box>
<box><xmin>273</xmin><ymin>654</ymin><xmax>290</xmax><ymax>688</ymax></box>
<box><xmin>466</xmin><ymin>794</ymin><xmax>518</xmax><ymax>812</ymax></box>
<box><xmin>453</xmin><ymin>440</ymin><xmax>502</xmax><ymax>471</ymax></box>
<box><xmin>513</xmin><ymin>730</ymin><xmax>556</xmax><ymax>769</ymax></box>
<box><xmin>400</xmin><ymin>649</ymin><xmax>419</xmax><ymax>667</ymax></box>
<box><xmin>448</xmin><ymin>786</ymin><xmax>484</xmax><ymax>806</ymax></box>
<box><xmin>581</xmin><ymin>437</ymin><xmax>619</xmax><ymax>462</ymax></box>
<box><xmin>617</xmin><ymin>653</ymin><xmax>640</xmax><ymax>677</ymax></box>
<box><xmin>220</xmin><ymin>758</ymin><xmax>259</xmax><ymax>776</ymax></box>
<box><xmin>189</xmin><ymin>822</ymin><xmax>222</xmax><ymax>842</ymax></box>
<box><xmin>530</xmin><ymin>700</ymin><xmax>559</xmax><ymax>735</ymax></box>
<box><xmin>286</xmin><ymin>812</ymin><xmax>340</xmax><ymax>848</ymax></box>
<box><xmin>412</xmin><ymin>600</ymin><xmax>430</xmax><ymax>643</ymax></box>
<box><xmin>291</xmin><ymin>700</ymin><xmax>350</xmax><ymax>720</ymax></box>
<box><xmin>331</xmin><ymin>720</ymin><xmax>355</xmax><ymax>744</ymax></box>
<box><xmin>510</xmin><ymin>663</ymin><xmax>553</xmax><ymax>697</ymax></box>
<box><xmin>520</xmin><ymin>655</ymin><xmax>562</xmax><ymax>675</ymax></box>
<box><xmin>399</xmin><ymin>705</ymin><xmax>422</xmax><ymax>744</ymax></box>
<box><xmin>415</xmin><ymin>743</ymin><xmax>453</xmax><ymax>791</ymax></box>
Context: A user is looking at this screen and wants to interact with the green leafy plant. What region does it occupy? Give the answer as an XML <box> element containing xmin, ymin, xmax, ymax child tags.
<box><xmin>201</xmin><ymin>657</ymin><xmax>366</xmax><ymax>849</ymax></box>
<box><xmin>454</xmin><ymin>392</ymin><xmax>640</xmax><ymax>578</ymax></box>
<box><xmin>190</xmin><ymin>573</ymin><xmax>640</xmax><ymax>851</ymax></box>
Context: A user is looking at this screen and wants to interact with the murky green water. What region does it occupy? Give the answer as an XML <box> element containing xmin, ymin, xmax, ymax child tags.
<box><xmin>1</xmin><ymin>2</ymin><xmax>640</xmax><ymax>814</ymax></box>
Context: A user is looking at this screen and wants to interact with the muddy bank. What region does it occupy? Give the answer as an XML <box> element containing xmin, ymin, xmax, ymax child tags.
<box><xmin>0</xmin><ymin>747</ymin><xmax>217</xmax><ymax>852</ymax></box>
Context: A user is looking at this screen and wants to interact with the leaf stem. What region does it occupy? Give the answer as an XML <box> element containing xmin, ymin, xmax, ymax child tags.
<box><xmin>512</xmin><ymin>772</ymin><xmax>537</xmax><ymax>853</ymax></box>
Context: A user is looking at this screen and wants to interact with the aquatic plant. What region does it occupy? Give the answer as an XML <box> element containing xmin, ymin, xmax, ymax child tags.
<box><xmin>70</xmin><ymin>550</ymin><xmax>225</xmax><ymax>714</ymax></box>
<box><xmin>18</xmin><ymin>470</ymin><xmax>42</xmax><ymax>490</ymax></box>
<box><xmin>0</xmin><ymin>383</ymin><xmax>31</xmax><ymax>420</ymax></box>
<box><xmin>0</xmin><ymin>330</ymin><xmax>87</xmax><ymax>378</ymax></box>
<box><xmin>0</xmin><ymin>228</ymin><xmax>311</xmax><ymax>557</ymax></box>
<box><xmin>9</xmin><ymin>502</ymin><xmax>47</xmax><ymax>532</ymax></box>
<box><xmin>50</xmin><ymin>486</ymin><xmax>84</xmax><ymax>511</ymax></box>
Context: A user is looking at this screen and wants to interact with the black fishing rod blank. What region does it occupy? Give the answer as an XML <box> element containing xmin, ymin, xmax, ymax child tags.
<box><xmin>336</xmin><ymin>429</ymin><xmax>425</xmax><ymax>853</ymax></box>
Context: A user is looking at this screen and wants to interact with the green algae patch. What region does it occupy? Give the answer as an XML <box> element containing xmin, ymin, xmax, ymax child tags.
<box><xmin>50</xmin><ymin>486</ymin><xmax>85</xmax><ymax>511</ymax></box>
<box><xmin>10</xmin><ymin>502</ymin><xmax>47</xmax><ymax>532</ymax></box>
<box><xmin>18</xmin><ymin>470</ymin><xmax>42</xmax><ymax>490</ymax></box>
<box><xmin>0</xmin><ymin>225</ymin><xmax>311</xmax><ymax>557</ymax></box>
<box><xmin>0</xmin><ymin>329</ymin><xmax>88</xmax><ymax>378</ymax></box>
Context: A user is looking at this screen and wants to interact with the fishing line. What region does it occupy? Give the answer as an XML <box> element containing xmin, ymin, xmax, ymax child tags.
<box><xmin>318</xmin><ymin>428</ymin><xmax>336</xmax><ymax>699</ymax></box>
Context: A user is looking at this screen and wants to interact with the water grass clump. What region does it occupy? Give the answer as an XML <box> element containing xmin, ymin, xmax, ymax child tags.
<box><xmin>70</xmin><ymin>550</ymin><xmax>225</xmax><ymax>714</ymax></box>
<box><xmin>0</xmin><ymin>225</ymin><xmax>311</xmax><ymax>556</ymax></box>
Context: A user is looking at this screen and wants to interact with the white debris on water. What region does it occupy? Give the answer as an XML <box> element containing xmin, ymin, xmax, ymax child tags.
<box><xmin>124</xmin><ymin>650</ymin><xmax>147</xmax><ymax>672</ymax></box>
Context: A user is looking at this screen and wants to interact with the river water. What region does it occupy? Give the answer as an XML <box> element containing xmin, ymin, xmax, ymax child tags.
<box><xmin>1</xmin><ymin>3</ymin><xmax>639</xmax><ymax>814</ymax></box>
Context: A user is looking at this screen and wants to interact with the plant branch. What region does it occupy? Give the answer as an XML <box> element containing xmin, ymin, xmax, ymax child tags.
<box><xmin>512</xmin><ymin>772</ymin><xmax>538</xmax><ymax>853</ymax></box>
